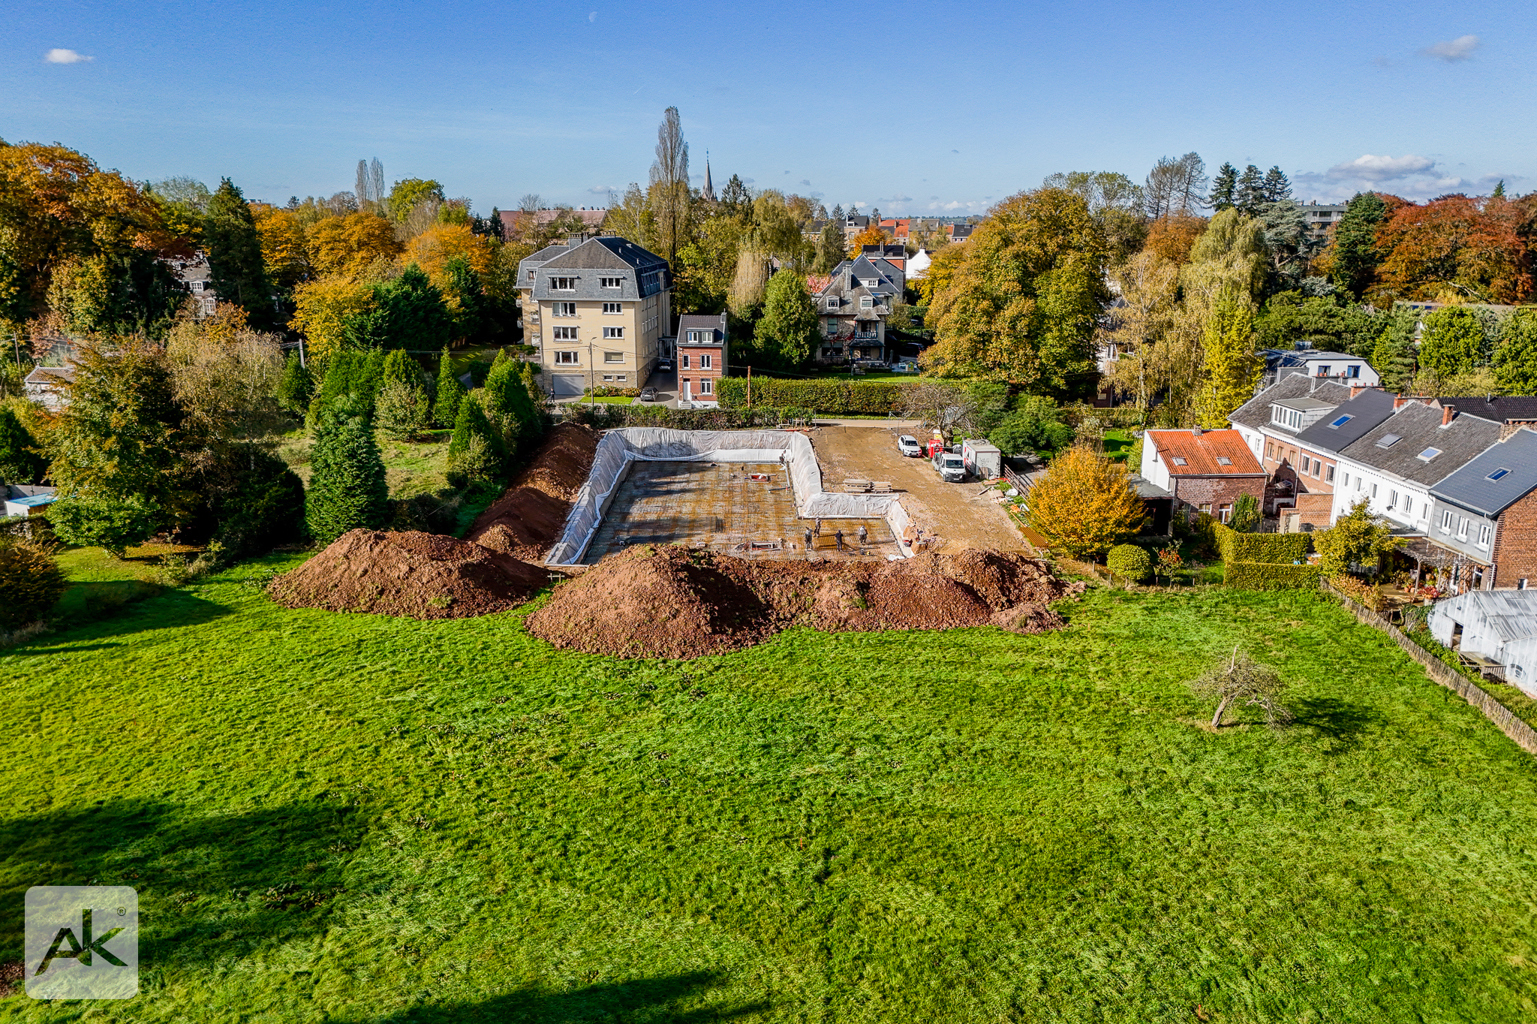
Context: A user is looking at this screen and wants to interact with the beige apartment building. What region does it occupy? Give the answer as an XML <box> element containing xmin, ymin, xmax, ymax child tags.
<box><xmin>516</xmin><ymin>236</ymin><xmax>673</xmax><ymax>397</ymax></box>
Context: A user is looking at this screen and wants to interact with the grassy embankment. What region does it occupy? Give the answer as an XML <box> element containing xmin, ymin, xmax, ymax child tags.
<box><xmin>6</xmin><ymin>569</ymin><xmax>1537</xmax><ymax>1021</ymax></box>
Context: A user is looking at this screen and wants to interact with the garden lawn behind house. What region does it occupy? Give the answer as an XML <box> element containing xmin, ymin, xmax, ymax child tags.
<box><xmin>278</xmin><ymin>428</ymin><xmax>453</xmax><ymax>500</ymax></box>
<box><xmin>4</xmin><ymin>567</ymin><xmax>1537</xmax><ymax>1022</ymax></box>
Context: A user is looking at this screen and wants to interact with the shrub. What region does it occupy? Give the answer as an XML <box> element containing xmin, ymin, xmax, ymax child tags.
<box><xmin>211</xmin><ymin>449</ymin><xmax>306</xmax><ymax>558</ymax></box>
<box><xmin>1225</xmin><ymin>561</ymin><xmax>1323</xmax><ymax>591</ymax></box>
<box><xmin>714</xmin><ymin>376</ymin><xmax>915</xmax><ymax>414</ymax></box>
<box><xmin>585</xmin><ymin>385</ymin><xmax>642</xmax><ymax>398</ymax></box>
<box><xmin>1024</xmin><ymin>448</ymin><xmax>1146</xmax><ymax>559</ymax></box>
<box><xmin>0</xmin><ymin>402</ymin><xmax>46</xmax><ymax>484</ymax></box>
<box><xmin>1230</xmin><ymin>493</ymin><xmax>1261</xmax><ymax>533</ymax></box>
<box><xmin>49</xmin><ymin>494</ymin><xmax>161</xmax><ymax>557</ymax></box>
<box><xmin>306</xmin><ymin>395</ymin><xmax>389</xmax><ymax>546</ymax></box>
<box><xmin>433</xmin><ymin>346</ymin><xmax>465</xmax><ymax>428</ymax></box>
<box><xmin>1106</xmin><ymin>544</ymin><xmax>1153</xmax><ymax>583</ymax></box>
<box><xmin>375</xmin><ymin>381</ymin><xmax>432</xmax><ymax>441</ymax></box>
<box><xmin>1213</xmin><ymin>523</ymin><xmax>1309</xmax><ymax>564</ymax></box>
<box><xmin>274</xmin><ymin>351</ymin><xmax>313</xmax><ymax>417</ymax></box>
<box><xmin>0</xmin><ymin>539</ymin><xmax>67</xmax><ymax>627</ymax></box>
<box><xmin>1331</xmin><ymin>574</ymin><xmax>1387</xmax><ymax>611</ymax></box>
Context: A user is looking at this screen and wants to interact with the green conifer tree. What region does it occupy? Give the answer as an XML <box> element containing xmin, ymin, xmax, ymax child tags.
<box><xmin>446</xmin><ymin>392</ymin><xmax>505</xmax><ymax>485</ymax></box>
<box><xmin>1329</xmin><ymin>192</ymin><xmax>1388</xmax><ymax>299</ymax></box>
<box><xmin>274</xmin><ymin>352</ymin><xmax>314</xmax><ymax>417</ymax></box>
<box><xmin>1419</xmin><ymin>306</ymin><xmax>1487</xmax><ymax>381</ymax></box>
<box><xmin>1235</xmin><ymin>165</ymin><xmax>1264</xmax><ymax>216</ymax></box>
<box><xmin>1371</xmin><ymin>309</ymin><xmax>1419</xmax><ymax>392</ymax></box>
<box><xmin>434</xmin><ymin>347</ymin><xmax>465</xmax><ymax>428</ymax></box>
<box><xmin>1210</xmin><ymin>163</ymin><xmax>1238</xmax><ymax>211</ymax></box>
<box><xmin>305</xmin><ymin>394</ymin><xmax>389</xmax><ymax>546</ymax></box>
<box><xmin>204</xmin><ymin>178</ymin><xmax>273</xmax><ymax>326</ymax></box>
<box><xmin>1260</xmin><ymin>166</ymin><xmax>1292</xmax><ymax>203</ymax></box>
<box><xmin>381</xmin><ymin>348</ymin><xmax>422</xmax><ymax>393</ymax></box>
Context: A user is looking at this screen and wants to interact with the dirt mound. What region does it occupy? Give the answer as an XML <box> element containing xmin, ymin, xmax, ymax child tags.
<box><xmin>269</xmin><ymin>530</ymin><xmax>550</xmax><ymax>619</ymax></box>
<box><xmin>468</xmin><ymin>423</ymin><xmax>599</xmax><ymax>561</ymax></box>
<box><xmin>525</xmin><ymin>545</ymin><xmax>1084</xmax><ymax>659</ymax></box>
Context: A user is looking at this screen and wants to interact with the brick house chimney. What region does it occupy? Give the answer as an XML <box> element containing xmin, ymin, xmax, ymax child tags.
<box><xmin>1349</xmin><ymin>381</ymin><xmax>1365</xmax><ymax>399</ymax></box>
<box><xmin>1394</xmin><ymin>395</ymin><xmax>1408</xmax><ymax>410</ymax></box>
<box><xmin>1442</xmin><ymin>404</ymin><xmax>1456</xmax><ymax>427</ymax></box>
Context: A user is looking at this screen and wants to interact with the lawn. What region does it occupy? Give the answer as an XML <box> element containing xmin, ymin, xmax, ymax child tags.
<box><xmin>278</xmin><ymin>428</ymin><xmax>454</xmax><ymax>500</ymax></box>
<box><xmin>5</xmin><ymin>567</ymin><xmax>1537</xmax><ymax>1021</ymax></box>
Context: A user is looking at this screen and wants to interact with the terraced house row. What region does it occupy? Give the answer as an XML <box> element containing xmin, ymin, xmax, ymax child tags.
<box><xmin>1226</xmin><ymin>376</ymin><xmax>1537</xmax><ymax>592</ymax></box>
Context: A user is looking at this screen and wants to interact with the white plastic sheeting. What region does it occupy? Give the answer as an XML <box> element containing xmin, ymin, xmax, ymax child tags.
<box><xmin>545</xmin><ymin>428</ymin><xmax>910</xmax><ymax>565</ymax></box>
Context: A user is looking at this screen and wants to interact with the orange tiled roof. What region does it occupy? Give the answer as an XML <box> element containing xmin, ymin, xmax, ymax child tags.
<box><xmin>1146</xmin><ymin>429</ymin><xmax>1264</xmax><ymax>475</ymax></box>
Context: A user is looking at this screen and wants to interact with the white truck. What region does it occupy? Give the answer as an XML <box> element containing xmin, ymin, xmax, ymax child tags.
<box><xmin>962</xmin><ymin>439</ymin><xmax>1003</xmax><ymax>480</ymax></box>
<box><xmin>933</xmin><ymin>448</ymin><xmax>966</xmax><ymax>483</ymax></box>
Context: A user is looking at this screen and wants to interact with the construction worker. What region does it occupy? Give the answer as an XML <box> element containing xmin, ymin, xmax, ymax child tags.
<box><xmin>857</xmin><ymin>525</ymin><xmax>868</xmax><ymax>547</ymax></box>
<box><xmin>834</xmin><ymin>529</ymin><xmax>845</xmax><ymax>551</ymax></box>
<box><xmin>814</xmin><ymin>518</ymin><xmax>822</xmax><ymax>538</ymax></box>
<box><xmin>804</xmin><ymin>526</ymin><xmax>813</xmax><ymax>549</ymax></box>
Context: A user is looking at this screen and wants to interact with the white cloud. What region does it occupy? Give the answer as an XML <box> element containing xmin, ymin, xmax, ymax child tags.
<box><xmin>799</xmin><ymin>178</ymin><xmax>812</xmax><ymax>187</ymax></box>
<box><xmin>588</xmin><ymin>11</ymin><xmax>598</xmax><ymax>22</ymax></box>
<box><xmin>887</xmin><ymin>193</ymin><xmax>913</xmax><ymax>202</ymax></box>
<box><xmin>586</xmin><ymin>185</ymin><xmax>613</xmax><ymax>194</ymax></box>
<box><xmin>45</xmin><ymin>48</ymin><xmax>93</xmax><ymax>64</ymax></box>
<box><xmin>1327</xmin><ymin>154</ymin><xmax>1436</xmax><ymax>181</ymax></box>
<box><xmin>1423</xmin><ymin>34</ymin><xmax>1479</xmax><ymax>61</ymax></box>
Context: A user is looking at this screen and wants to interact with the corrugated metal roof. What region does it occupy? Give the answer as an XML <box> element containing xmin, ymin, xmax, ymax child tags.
<box><xmin>1433</xmin><ymin>589</ymin><xmax>1537</xmax><ymax>642</ymax></box>
<box><xmin>1429</xmin><ymin>426</ymin><xmax>1537</xmax><ymax>515</ymax></box>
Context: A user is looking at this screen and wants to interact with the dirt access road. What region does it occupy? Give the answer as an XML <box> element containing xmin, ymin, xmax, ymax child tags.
<box><xmin>811</xmin><ymin>425</ymin><xmax>1029</xmax><ymax>553</ymax></box>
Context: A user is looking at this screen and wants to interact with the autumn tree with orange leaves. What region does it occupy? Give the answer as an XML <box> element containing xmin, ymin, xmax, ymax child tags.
<box><xmin>1024</xmin><ymin>445</ymin><xmax>1146</xmax><ymax>559</ymax></box>
<box><xmin>1363</xmin><ymin>193</ymin><xmax>1533</xmax><ymax>305</ymax></box>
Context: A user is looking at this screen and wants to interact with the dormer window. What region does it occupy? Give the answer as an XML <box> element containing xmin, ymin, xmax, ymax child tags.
<box><xmin>826</xmin><ymin>297</ymin><xmax>838</xmax><ymax>310</ymax></box>
<box><xmin>860</xmin><ymin>296</ymin><xmax>874</xmax><ymax>309</ymax></box>
<box><xmin>1216</xmin><ymin>457</ymin><xmax>1231</xmax><ymax>466</ymax></box>
<box><xmin>551</xmin><ymin>277</ymin><xmax>576</xmax><ymax>291</ymax></box>
<box><xmin>599</xmin><ymin>277</ymin><xmax>621</xmax><ymax>288</ymax></box>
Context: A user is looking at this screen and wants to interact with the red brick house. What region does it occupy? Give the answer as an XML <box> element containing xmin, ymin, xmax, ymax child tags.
<box><xmin>676</xmin><ymin>313</ymin><xmax>728</xmax><ymax>402</ymax></box>
<box><xmin>1139</xmin><ymin>429</ymin><xmax>1268</xmax><ymax>524</ymax></box>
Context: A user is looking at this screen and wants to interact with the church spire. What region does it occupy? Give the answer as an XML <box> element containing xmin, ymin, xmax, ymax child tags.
<box><xmin>702</xmin><ymin>152</ymin><xmax>715</xmax><ymax>202</ymax></box>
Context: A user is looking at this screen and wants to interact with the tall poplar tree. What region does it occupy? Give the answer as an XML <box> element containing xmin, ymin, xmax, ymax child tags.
<box><xmin>1194</xmin><ymin>299</ymin><xmax>1260</xmax><ymax>428</ymax></box>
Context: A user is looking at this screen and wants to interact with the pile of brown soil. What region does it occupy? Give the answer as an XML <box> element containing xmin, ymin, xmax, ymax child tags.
<box><xmin>469</xmin><ymin>423</ymin><xmax>599</xmax><ymax>561</ymax></box>
<box><xmin>525</xmin><ymin>545</ymin><xmax>1084</xmax><ymax>659</ymax></box>
<box><xmin>269</xmin><ymin>530</ymin><xmax>550</xmax><ymax>620</ymax></box>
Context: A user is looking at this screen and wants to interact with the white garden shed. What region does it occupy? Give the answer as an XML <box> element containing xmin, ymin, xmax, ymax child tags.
<box><xmin>1428</xmin><ymin>589</ymin><xmax>1537</xmax><ymax>695</ymax></box>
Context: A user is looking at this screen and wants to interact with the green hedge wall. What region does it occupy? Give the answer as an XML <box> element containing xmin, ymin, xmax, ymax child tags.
<box><xmin>714</xmin><ymin>376</ymin><xmax>915</xmax><ymax>414</ymax></box>
<box><xmin>1213</xmin><ymin>523</ymin><xmax>1310</xmax><ymax>564</ymax></box>
<box><xmin>1225</xmin><ymin>561</ymin><xmax>1323</xmax><ymax>591</ymax></box>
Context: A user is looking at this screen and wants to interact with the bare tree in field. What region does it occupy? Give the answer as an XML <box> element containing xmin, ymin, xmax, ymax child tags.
<box><xmin>649</xmin><ymin>106</ymin><xmax>690</xmax><ymax>265</ymax></box>
<box><xmin>1144</xmin><ymin>152</ymin><xmax>1209</xmax><ymax>219</ymax></box>
<box><xmin>900</xmin><ymin>381</ymin><xmax>978</xmax><ymax>443</ymax></box>
<box><xmin>1189</xmin><ymin>648</ymin><xmax>1292</xmax><ymax>728</ymax></box>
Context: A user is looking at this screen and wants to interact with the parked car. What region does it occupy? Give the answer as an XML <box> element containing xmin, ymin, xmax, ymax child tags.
<box><xmin>657</xmin><ymin>359</ymin><xmax>673</xmax><ymax>372</ymax></box>
<box><xmin>639</xmin><ymin>387</ymin><xmax>658</xmax><ymax>402</ymax></box>
<box><xmin>897</xmin><ymin>434</ymin><xmax>923</xmax><ymax>458</ymax></box>
<box><xmin>933</xmin><ymin>448</ymin><xmax>966</xmax><ymax>483</ymax></box>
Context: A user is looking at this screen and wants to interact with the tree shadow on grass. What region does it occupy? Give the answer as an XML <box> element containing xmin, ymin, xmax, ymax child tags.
<box><xmin>365</xmin><ymin>972</ymin><xmax>769</xmax><ymax>1023</ymax></box>
<box><xmin>21</xmin><ymin>585</ymin><xmax>232</xmax><ymax>651</ymax></box>
<box><xmin>1290</xmin><ymin>696</ymin><xmax>1385</xmax><ymax>755</ymax></box>
<box><xmin>0</xmin><ymin>798</ymin><xmax>365</xmax><ymax>970</ymax></box>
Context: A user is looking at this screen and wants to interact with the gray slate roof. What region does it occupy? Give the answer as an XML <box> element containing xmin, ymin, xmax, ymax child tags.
<box><xmin>1338</xmin><ymin>403</ymin><xmax>1501</xmax><ymax>485</ymax></box>
<box><xmin>1293</xmin><ymin>387</ymin><xmax>1398</xmax><ymax>453</ymax></box>
<box><xmin>1227</xmin><ymin>374</ymin><xmax>1353</xmax><ymax>433</ymax></box>
<box><xmin>677</xmin><ymin>313</ymin><xmax>727</xmax><ymax>346</ymax></box>
<box><xmin>1430</xmin><ymin>427</ymin><xmax>1537</xmax><ymax>516</ymax></box>
<box><xmin>1431</xmin><ymin>396</ymin><xmax>1537</xmax><ymax>424</ymax></box>
<box><xmin>517</xmin><ymin>236</ymin><xmax>671</xmax><ymax>301</ymax></box>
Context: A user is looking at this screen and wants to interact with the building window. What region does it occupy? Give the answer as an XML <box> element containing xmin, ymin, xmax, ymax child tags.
<box><xmin>552</xmin><ymin>326</ymin><xmax>577</xmax><ymax>340</ymax></box>
<box><xmin>527</xmin><ymin>271</ymin><xmax>535</xmax><ymax>281</ymax></box>
<box><xmin>681</xmin><ymin>354</ymin><xmax>690</xmax><ymax>369</ymax></box>
<box><xmin>603</xmin><ymin>302</ymin><xmax>623</xmax><ymax>314</ymax></box>
<box><xmin>1265</xmin><ymin>441</ymin><xmax>1274</xmax><ymax>459</ymax></box>
<box><xmin>603</xmin><ymin>327</ymin><xmax>624</xmax><ymax>339</ymax></box>
<box><xmin>1218</xmin><ymin>503</ymin><xmax>1233</xmax><ymax>524</ymax></box>
<box><xmin>1347</xmin><ymin>365</ymin><xmax>1360</xmax><ymax>378</ymax></box>
<box><xmin>551</xmin><ymin>277</ymin><xmax>576</xmax><ymax>291</ymax></box>
<box><xmin>700</xmin><ymin>378</ymin><xmax>713</xmax><ymax>395</ymax></box>
<box><xmin>599</xmin><ymin>277</ymin><xmax>621</xmax><ymax>288</ymax></box>
<box><xmin>826</xmin><ymin>297</ymin><xmax>838</xmax><ymax>310</ymax></box>
<box><xmin>1316</xmin><ymin>365</ymin><xmax>1331</xmax><ymax>377</ymax></box>
<box><xmin>1478</xmin><ymin>524</ymin><xmax>1491</xmax><ymax>549</ymax></box>
<box><xmin>1199</xmin><ymin>503</ymin><xmax>1212</xmax><ymax>515</ymax></box>
<box><xmin>700</xmin><ymin>354</ymin><xmax>712</xmax><ymax>369</ymax></box>
<box><xmin>604</xmin><ymin>351</ymin><xmax>624</xmax><ymax>363</ymax></box>
<box><xmin>1371</xmin><ymin>483</ymin><xmax>1378</xmax><ymax>498</ymax></box>
<box><xmin>825</xmin><ymin>319</ymin><xmax>839</xmax><ymax>336</ymax></box>
<box><xmin>1440</xmin><ymin>509</ymin><xmax>1453</xmax><ymax>533</ymax></box>
<box><xmin>554</xmin><ymin>351</ymin><xmax>579</xmax><ymax>365</ymax></box>
<box><xmin>553</xmin><ymin>302</ymin><xmax>577</xmax><ymax>317</ymax></box>
<box><xmin>1387</xmin><ymin>490</ymin><xmax>1397</xmax><ymax>508</ymax></box>
<box><xmin>860</xmin><ymin>296</ymin><xmax>874</xmax><ymax>309</ymax></box>
<box><xmin>615</xmin><ymin>375</ymin><xmax>626</xmax><ymax>382</ymax></box>
<box><xmin>1457</xmin><ymin>516</ymin><xmax>1469</xmax><ymax>539</ymax></box>
<box><xmin>687</xmin><ymin>330</ymin><xmax>706</xmax><ymax>342</ymax></box>
<box><xmin>1325</xmin><ymin>465</ymin><xmax>1335</xmax><ymax>483</ymax></box>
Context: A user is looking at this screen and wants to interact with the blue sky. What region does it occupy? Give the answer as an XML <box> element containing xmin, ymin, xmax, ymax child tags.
<box><xmin>5</xmin><ymin>1</ymin><xmax>1532</xmax><ymax>217</ymax></box>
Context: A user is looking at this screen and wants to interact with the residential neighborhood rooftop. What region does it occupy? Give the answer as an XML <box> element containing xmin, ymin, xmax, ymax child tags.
<box><xmin>1293</xmin><ymin>387</ymin><xmax>1398</xmax><ymax>452</ymax></box>
<box><xmin>1430</xmin><ymin>427</ymin><xmax>1537</xmax><ymax>516</ymax></box>
<box><xmin>1338</xmin><ymin>403</ymin><xmax>1502</xmax><ymax>485</ymax></box>
<box><xmin>1146</xmin><ymin>429</ymin><xmax>1265</xmax><ymax>475</ymax></box>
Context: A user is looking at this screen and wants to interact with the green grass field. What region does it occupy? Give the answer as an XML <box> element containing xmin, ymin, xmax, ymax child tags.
<box><xmin>5</xmin><ymin>563</ymin><xmax>1537</xmax><ymax>1022</ymax></box>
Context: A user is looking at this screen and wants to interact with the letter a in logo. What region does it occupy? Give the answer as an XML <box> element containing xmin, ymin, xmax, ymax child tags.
<box><xmin>25</xmin><ymin>887</ymin><xmax>138</xmax><ymax>1000</ymax></box>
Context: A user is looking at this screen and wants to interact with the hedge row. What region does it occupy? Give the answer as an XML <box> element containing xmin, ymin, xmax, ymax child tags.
<box><xmin>714</xmin><ymin>376</ymin><xmax>916</xmax><ymax>414</ymax></box>
<box><xmin>566</xmin><ymin>404</ymin><xmax>816</xmax><ymax>431</ymax></box>
<box><xmin>1225</xmin><ymin>561</ymin><xmax>1324</xmax><ymax>591</ymax></box>
<box><xmin>1213</xmin><ymin>523</ymin><xmax>1310</xmax><ymax>564</ymax></box>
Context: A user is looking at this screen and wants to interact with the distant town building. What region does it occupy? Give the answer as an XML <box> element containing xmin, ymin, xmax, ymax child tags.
<box><xmin>516</xmin><ymin>236</ymin><xmax>672</xmax><ymax>398</ymax></box>
<box><xmin>810</xmin><ymin>250</ymin><xmax>906</xmax><ymax>364</ymax></box>
<box><xmin>498</xmin><ymin>208</ymin><xmax>608</xmax><ymax>241</ymax></box>
<box><xmin>1298</xmin><ymin>202</ymin><xmax>1349</xmax><ymax>240</ymax></box>
<box><xmin>167</xmin><ymin>254</ymin><xmax>217</xmax><ymax>318</ymax></box>
<box><xmin>1261</xmin><ymin>348</ymin><xmax>1381</xmax><ymax>388</ymax></box>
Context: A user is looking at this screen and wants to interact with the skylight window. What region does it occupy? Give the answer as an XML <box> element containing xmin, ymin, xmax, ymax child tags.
<box><xmin>1328</xmin><ymin>414</ymin><xmax>1353</xmax><ymax>428</ymax></box>
<box><xmin>1417</xmin><ymin>447</ymin><xmax>1442</xmax><ymax>461</ymax></box>
<box><xmin>1375</xmin><ymin>433</ymin><xmax>1402</xmax><ymax>448</ymax></box>
<box><xmin>1171</xmin><ymin>456</ymin><xmax>1187</xmax><ymax>466</ymax></box>
<box><xmin>1488</xmin><ymin>467</ymin><xmax>1511</xmax><ymax>481</ymax></box>
<box><xmin>1216</xmin><ymin>456</ymin><xmax>1232</xmax><ymax>465</ymax></box>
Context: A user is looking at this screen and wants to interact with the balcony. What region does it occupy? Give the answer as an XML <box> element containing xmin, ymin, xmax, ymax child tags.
<box><xmin>853</xmin><ymin>331</ymin><xmax>880</xmax><ymax>342</ymax></box>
